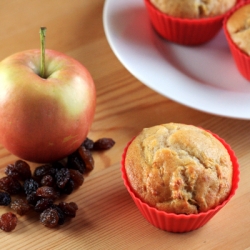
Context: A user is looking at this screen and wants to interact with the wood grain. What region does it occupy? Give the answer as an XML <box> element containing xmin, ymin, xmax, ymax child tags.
<box><xmin>0</xmin><ymin>0</ymin><xmax>249</xmax><ymax>249</ymax></box>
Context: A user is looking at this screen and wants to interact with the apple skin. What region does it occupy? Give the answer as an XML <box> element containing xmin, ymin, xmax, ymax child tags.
<box><xmin>0</xmin><ymin>49</ymin><xmax>96</xmax><ymax>163</ymax></box>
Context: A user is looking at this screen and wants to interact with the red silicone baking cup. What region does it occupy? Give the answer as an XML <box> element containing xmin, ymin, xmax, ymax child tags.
<box><xmin>144</xmin><ymin>0</ymin><xmax>239</xmax><ymax>46</ymax></box>
<box><xmin>223</xmin><ymin>0</ymin><xmax>250</xmax><ymax>81</ymax></box>
<box><xmin>121</xmin><ymin>131</ymin><xmax>240</xmax><ymax>233</ymax></box>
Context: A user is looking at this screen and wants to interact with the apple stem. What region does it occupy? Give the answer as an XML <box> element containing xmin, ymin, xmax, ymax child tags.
<box><xmin>39</xmin><ymin>27</ymin><xmax>46</xmax><ymax>78</ymax></box>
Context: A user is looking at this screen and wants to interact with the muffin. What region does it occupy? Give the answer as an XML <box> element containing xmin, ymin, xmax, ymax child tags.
<box><xmin>226</xmin><ymin>2</ymin><xmax>250</xmax><ymax>55</ymax></box>
<box><xmin>150</xmin><ymin>0</ymin><xmax>236</xmax><ymax>19</ymax></box>
<box><xmin>121</xmin><ymin>123</ymin><xmax>239</xmax><ymax>232</ymax></box>
<box><xmin>144</xmin><ymin>0</ymin><xmax>238</xmax><ymax>45</ymax></box>
<box><xmin>224</xmin><ymin>1</ymin><xmax>250</xmax><ymax>80</ymax></box>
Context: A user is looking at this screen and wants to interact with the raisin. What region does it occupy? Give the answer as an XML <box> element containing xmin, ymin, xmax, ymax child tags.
<box><xmin>36</xmin><ymin>186</ymin><xmax>59</xmax><ymax>200</ymax></box>
<box><xmin>34</xmin><ymin>164</ymin><xmax>56</xmax><ymax>179</ymax></box>
<box><xmin>55</xmin><ymin>168</ymin><xmax>70</xmax><ymax>189</ymax></box>
<box><xmin>93</xmin><ymin>138</ymin><xmax>115</xmax><ymax>150</ymax></box>
<box><xmin>23</xmin><ymin>178</ymin><xmax>39</xmax><ymax>195</ymax></box>
<box><xmin>78</xmin><ymin>146</ymin><xmax>94</xmax><ymax>174</ymax></box>
<box><xmin>34</xmin><ymin>198</ymin><xmax>54</xmax><ymax>213</ymax></box>
<box><xmin>58</xmin><ymin>202</ymin><xmax>78</xmax><ymax>218</ymax></box>
<box><xmin>82</xmin><ymin>137</ymin><xmax>94</xmax><ymax>150</ymax></box>
<box><xmin>0</xmin><ymin>192</ymin><xmax>11</xmax><ymax>206</ymax></box>
<box><xmin>51</xmin><ymin>204</ymin><xmax>65</xmax><ymax>225</ymax></box>
<box><xmin>0</xmin><ymin>212</ymin><xmax>17</xmax><ymax>232</ymax></box>
<box><xmin>60</xmin><ymin>179</ymin><xmax>74</xmax><ymax>195</ymax></box>
<box><xmin>67</xmin><ymin>152</ymin><xmax>86</xmax><ymax>174</ymax></box>
<box><xmin>10</xmin><ymin>199</ymin><xmax>30</xmax><ymax>216</ymax></box>
<box><xmin>69</xmin><ymin>169</ymin><xmax>84</xmax><ymax>187</ymax></box>
<box><xmin>5</xmin><ymin>160</ymin><xmax>31</xmax><ymax>181</ymax></box>
<box><xmin>0</xmin><ymin>176</ymin><xmax>23</xmax><ymax>195</ymax></box>
<box><xmin>0</xmin><ymin>135</ymin><xmax>112</xmax><ymax>230</ymax></box>
<box><xmin>51</xmin><ymin>161</ymin><xmax>65</xmax><ymax>170</ymax></box>
<box><xmin>40</xmin><ymin>175</ymin><xmax>55</xmax><ymax>187</ymax></box>
<box><xmin>26</xmin><ymin>191</ymin><xmax>40</xmax><ymax>206</ymax></box>
<box><xmin>40</xmin><ymin>208</ymin><xmax>59</xmax><ymax>228</ymax></box>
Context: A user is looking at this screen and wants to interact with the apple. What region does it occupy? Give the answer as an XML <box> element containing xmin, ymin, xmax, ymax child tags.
<box><xmin>0</xmin><ymin>48</ymin><xmax>96</xmax><ymax>163</ymax></box>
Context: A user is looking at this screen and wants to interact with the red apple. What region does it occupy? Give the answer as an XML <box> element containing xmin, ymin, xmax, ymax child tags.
<box><xmin>0</xmin><ymin>49</ymin><xmax>96</xmax><ymax>163</ymax></box>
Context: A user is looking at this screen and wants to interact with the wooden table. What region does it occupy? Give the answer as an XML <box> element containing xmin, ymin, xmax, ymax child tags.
<box><xmin>0</xmin><ymin>0</ymin><xmax>249</xmax><ymax>249</ymax></box>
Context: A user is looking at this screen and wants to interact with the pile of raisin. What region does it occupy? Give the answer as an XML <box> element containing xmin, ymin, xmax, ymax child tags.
<box><xmin>0</xmin><ymin>137</ymin><xmax>115</xmax><ymax>232</ymax></box>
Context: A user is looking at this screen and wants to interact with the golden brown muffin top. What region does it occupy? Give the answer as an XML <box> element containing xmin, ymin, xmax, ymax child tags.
<box><xmin>226</xmin><ymin>4</ymin><xmax>250</xmax><ymax>56</ymax></box>
<box><xmin>125</xmin><ymin>123</ymin><xmax>233</xmax><ymax>214</ymax></box>
<box><xmin>150</xmin><ymin>0</ymin><xmax>236</xmax><ymax>19</ymax></box>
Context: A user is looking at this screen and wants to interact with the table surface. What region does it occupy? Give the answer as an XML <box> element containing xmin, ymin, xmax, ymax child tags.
<box><xmin>0</xmin><ymin>1</ymin><xmax>249</xmax><ymax>249</ymax></box>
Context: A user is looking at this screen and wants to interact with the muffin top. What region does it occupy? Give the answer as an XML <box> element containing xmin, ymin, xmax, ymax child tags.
<box><xmin>125</xmin><ymin>123</ymin><xmax>233</xmax><ymax>214</ymax></box>
<box><xmin>150</xmin><ymin>0</ymin><xmax>236</xmax><ymax>19</ymax></box>
<box><xmin>226</xmin><ymin>4</ymin><xmax>250</xmax><ymax>56</ymax></box>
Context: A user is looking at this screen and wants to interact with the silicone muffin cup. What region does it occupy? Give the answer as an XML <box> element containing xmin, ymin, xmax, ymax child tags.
<box><xmin>121</xmin><ymin>131</ymin><xmax>240</xmax><ymax>233</ymax></box>
<box><xmin>144</xmin><ymin>0</ymin><xmax>239</xmax><ymax>46</ymax></box>
<box><xmin>223</xmin><ymin>0</ymin><xmax>250</xmax><ymax>81</ymax></box>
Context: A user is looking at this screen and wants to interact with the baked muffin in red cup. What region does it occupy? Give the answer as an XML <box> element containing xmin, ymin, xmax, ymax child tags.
<box><xmin>144</xmin><ymin>0</ymin><xmax>238</xmax><ymax>45</ymax></box>
<box><xmin>121</xmin><ymin>123</ymin><xmax>239</xmax><ymax>233</ymax></box>
<box><xmin>224</xmin><ymin>0</ymin><xmax>250</xmax><ymax>81</ymax></box>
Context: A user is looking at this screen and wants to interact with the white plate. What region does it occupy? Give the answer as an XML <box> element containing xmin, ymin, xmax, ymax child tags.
<box><xmin>103</xmin><ymin>0</ymin><xmax>250</xmax><ymax>119</ymax></box>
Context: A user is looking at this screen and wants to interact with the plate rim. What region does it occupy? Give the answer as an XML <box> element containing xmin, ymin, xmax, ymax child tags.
<box><xmin>103</xmin><ymin>0</ymin><xmax>250</xmax><ymax>120</ymax></box>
